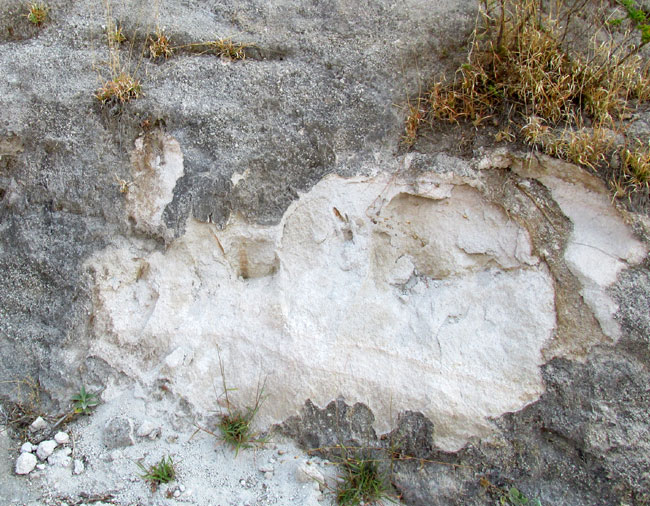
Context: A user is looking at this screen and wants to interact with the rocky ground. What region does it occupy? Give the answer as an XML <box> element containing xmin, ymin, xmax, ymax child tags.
<box><xmin>0</xmin><ymin>393</ymin><xmax>346</xmax><ymax>506</ymax></box>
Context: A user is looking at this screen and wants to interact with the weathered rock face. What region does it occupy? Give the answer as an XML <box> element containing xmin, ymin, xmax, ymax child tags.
<box><xmin>88</xmin><ymin>164</ymin><xmax>558</xmax><ymax>451</ymax></box>
<box><xmin>1</xmin><ymin>0</ymin><xmax>649</xmax><ymax>504</ymax></box>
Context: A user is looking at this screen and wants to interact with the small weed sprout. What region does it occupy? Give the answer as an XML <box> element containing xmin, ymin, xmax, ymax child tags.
<box><xmin>148</xmin><ymin>29</ymin><xmax>173</xmax><ymax>61</ymax></box>
<box><xmin>481</xmin><ymin>478</ymin><xmax>542</xmax><ymax>506</ymax></box>
<box><xmin>138</xmin><ymin>456</ymin><xmax>175</xmax><ymax>488</ymax></box>
<box><xmin>502</xmin><ymin>486</ymin><xmax>542</xmax><ymax>506</ymax></box>
<box><xmin>114</xmin><ymin>174</ymin><xmax>133</xmax><ymax>194</ymax></box>
<box><xmin>335</xmin><ymin>452</ymin><xmax>392</xmax><ymax>506</ymax></box>
<box><xmin>71</xmin><ymin>385</ymin><xmax>99</xmax><ymax>415</ymax></box>
<box><xmin>108</xmin><ymin>25</ymin><xmax>126</xmax><ymax>45</ymax></box>
<box><xmin>27</xmin><ymin>3</ymin><xmax>48</xmax><ymax>25</ymax></box>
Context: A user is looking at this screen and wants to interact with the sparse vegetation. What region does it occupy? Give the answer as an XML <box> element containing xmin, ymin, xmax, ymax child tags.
<box><xmin>481</xmin><ymin>478</ymin><xmax>543</xmax><ymax>505</ymax></box>
<box><xmin>147</xmin><ymin>29</ymin><xmax>173</xmax><ymax>61</ymax></box>
<box><xmin>138</xmin><ymin>456</ymin><xmax>175</xmax><ymax>487</ymax></box>
<box><xmin>71</xmin><ymin>385</ymin><xmax>99</xmax><ymax>415</ymax></box>
<box><xmin>208</xmin><ymin>38</ymin><xmax>248</xmax><ymax>60</ymax></box>
<box><xmin>26</xmin><ymin>3</ymin><xmax>48</xmax><ymax>25</ymax></box>
<box><xmin>215</xmin><ymin>352</ymin><xmax>267</xmax><ymax>456</ymax></box>
<box><xmin>335</xmin><ymin>453</ymin><xmax>392</xmax><ymax>506</ymax></box>
<box><xmin>184</xmin><ymin>38</ymin><xmax>249</xmax><ymax>60</ymax></box>
<box><xmin>107</xmin><ymin>24</ymin><xmax>126</xmax><ymax>45</ymax></box>
<box><xmin>407</xmin><ymin>0</ymin><xmax>650</xmax><ymax>202</ymax></box>
<box><xmin>0</xmin><ymin>377</ymin><xmax>43</xmax><ymax>436</ymax></box>
<box><xmin>95</xmin><ymin>73</ymin><xmax>142</xmax><ymax>105</ymax></box>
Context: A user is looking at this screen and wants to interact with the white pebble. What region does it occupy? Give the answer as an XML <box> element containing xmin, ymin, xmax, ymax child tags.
<box><xmin>73</xmin><ymin>459</ymin><xmax>85</xmax><ymax>475</ymax></box>
<box><xmin>36</xmin><ymin>440</ymin><xmax>57</xmax><ymax>460</ymax></box>
<box><xmin>296</xmin><ymin>461</ymin><xmax>324</xmax><ymax>484</ymax></box>
<box><xmin>264</xmin><ymin>471</ymin><xmax>274</xmax><ymax>480</ymax></box>
<box><xmin>36</xmin><ymin>463</ymin><xmax>46</xmax><ymax>470</ymax></box>
<box><xmin>136</xmin><ymin>420</ymin><xmax>160</xmax><ymax>439</ymax></box>
<box><xmin>20</xmin><ymin>442</ymin><xmax>34</xmax><ymax>453</ymax></box>
<box><xmin>15</xmin><ymin>453</ymin><xmax>37</xmax><ymax>474</ymax></box>
<box><xmin>54</xmin><ymin>432</ymin><xmax>70</xmax><ymax>445</ymax></box>
<box><xmin>259</xmin><ymin>465</ymin><xmax>274</xmax><ymax>473</ymax></box>
<box><xmin>179</xmin><ymin>484</ymin><xmax>186</xmax><ymax>492</ymax></box>
<box><xmin>29</xmin><ymin>417</ymin><xmax>48</xmax><ymax>432</ymax></box>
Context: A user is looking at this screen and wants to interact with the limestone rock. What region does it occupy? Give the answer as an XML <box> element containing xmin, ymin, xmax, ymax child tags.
<box><xmin>36</xmin><ymin>440</ymin><xmax>57</xmax><ymax>461</ymax></box>
<box><xmin>54</xmin><ymin>432</ymin><xmax>69</xmax><ymax>445</ymax></box>
<box><xmin>103</xmin><ymin>417</ymin><xmax>135</xmax><ymax>449</ymax></box>
<box><xmin>73</xmin><ymin>459</ymin><xmax>85</xmax><ymax>475</ymax></box>
<box><xmin>20</xmin><ymin>442</ymin><xmax>34</xmax><ymax>453</ymax></box>
<box><xmin>48</xmin><ymin>448</ymin><xmax>72</xmax><ymax>468</ymax></box>
<box><xmin>15</xmin><ymin>453</ymin><xmax>37</xmax><ymax>475</ymax></box>
<box><xmin>136</xmin><ymin>420</ymin><xmax>161</xmax><ymax>439</ymax></box>
<box><xmin>29</xmin><ymin>417</ymin><xmax>47</xmax><ymax>432</ymax></box>
<box><xmin>296</xmin><ymin>462</ymin><xmax>324</xmax><ymax>484</ymax></box>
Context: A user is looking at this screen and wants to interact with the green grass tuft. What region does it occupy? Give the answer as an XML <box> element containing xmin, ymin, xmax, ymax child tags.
<box><xmin>336</xmin><ymin>455</ymin><xmax>392</xmax><ymax>506</ymax></box>
<box><xmin>138</xmin><ymin>456</ymin><xmax>175</xmax><ymax>487</ymax></box>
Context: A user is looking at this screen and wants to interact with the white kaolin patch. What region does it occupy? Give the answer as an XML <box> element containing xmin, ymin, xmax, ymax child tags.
<box><xmin>89</xmin><ymin>172</ymin><xmax>558</xmax><ymax>451</ymax></box>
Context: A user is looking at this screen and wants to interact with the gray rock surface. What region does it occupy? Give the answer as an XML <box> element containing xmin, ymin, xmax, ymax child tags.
<box><xmin>103</xmin><ymin>416</ymin><xmax>135</xmax><ymax>449</ymax></box>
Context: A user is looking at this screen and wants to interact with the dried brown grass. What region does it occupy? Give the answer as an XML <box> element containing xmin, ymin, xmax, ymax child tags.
<box><xmin>408</xmin><ymin>0</ymin><xmax>650</xmax><ymax>201</ymax></box>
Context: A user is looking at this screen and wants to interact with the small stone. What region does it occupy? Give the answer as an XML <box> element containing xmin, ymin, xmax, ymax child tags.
<box><xmin>20</xmin><ymin>442</ymin><xmax>34</xmax><ymax>453</ymax></box>
<box><xmin>296</xmin><ymin>461</ymin><xmax>324</xmax><ymax>484</ymax></box>
<box><xmin>136</xmin><ymin>420</ymin><xmax>160</xmax><ymax>439</ymax></box>
<box><xmin>103</xmin><ymin>416</ymin><xmax>135</xmax><ymax>449</ymax></box>
<box><xmin>36</xmin><ymin>463</ymin><xmax>46</xmax><ymax>470</ymax></box>
<box><xmin>240</xmin><ymin>479</ymin><xmax>246</xmax><ymax>487</ymax></box>
<box><xmin>29</xmin><ymin>417</ymin><xmax>48</xmax><ymax>432</ymax></box>
<box><xmin>173</xmin><ymin>490</ymin><xmax>181</xmax><ymax>498</ymax></box>
<box><xmin>277</xmin><ymin>449</ymin><xmax>286</xmax><ymax>455</ymax></box>
<box><xmin>54</xmin><ymin>432</ymin><xmax>70</xmax><ymax>445</ymax></box>
<box><xmin>264</xmin><ymin>471</ymin><xmax>274</xmax><ymax>480</ymax></box>
<box><xmin>36</xmin><ymin>440</ymin><xmax>57</xmax><ymax>460</ymax></box>
<box><xmin>259</xmin><ymin>465</ymin><xmax>274</xmax><ymax>473</ymax></box>
<box><xmin>73</xmin><ymin>459</ymin><xmax>85</xmax><ymax>475</ymax></box>
<box><xmin>48</xmin><ymin>449</ymin><xmax>72</xmax><ymax>468</ymax></box>
<box><xmin>15</xmin><ymin>452</ymin><xmax>37</xmax><ymax>474</ymax></box>
<box><xmin>179</xmin><ymin>484</ymin><xmax>186</xmax><ymax>492</ymax></box>
<box><xmin>109</xmin><ymin>449</ymin><xmax>122</xmax><ymax>462</ymax></box>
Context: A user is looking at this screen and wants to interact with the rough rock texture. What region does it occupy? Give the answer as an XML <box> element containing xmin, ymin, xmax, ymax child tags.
<box><xmin>1</xmin><ymin>0</ymin><xmax>650</xmax><ymax>504</ymax></box>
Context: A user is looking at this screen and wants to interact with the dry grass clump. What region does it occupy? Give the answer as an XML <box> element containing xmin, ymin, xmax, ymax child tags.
<box><xmin>621</xmin><ymin>141</ymin><xmax>650</xmax><ymax>191</ymax></box>
<box><xmin>408</xmin><ymin>0</ymin><xmax>650</xmax><ymax>201</ymax></box>
<box><xmin>184</xmin><ymin>38</ymin><xmax>249</xmax><ymax>60</ymax></box>
<box><xmin>27</xmin><ymin>3</ymin><xmax>48</xmax><ymax>25</ymax></box>
<box><xmin>147</xmin><ymin>29</ymin><xmax>173</xmax><ymax>61</ymax></box>
<box><xmin>209</xmin><ymin>38</ymin><xmax>247</xmax><ymax>60</ymax></box>
<box><xmin>95</xmin><ymin>73</ymin><xmax>142</xmax><ymax>105</ymax></box>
